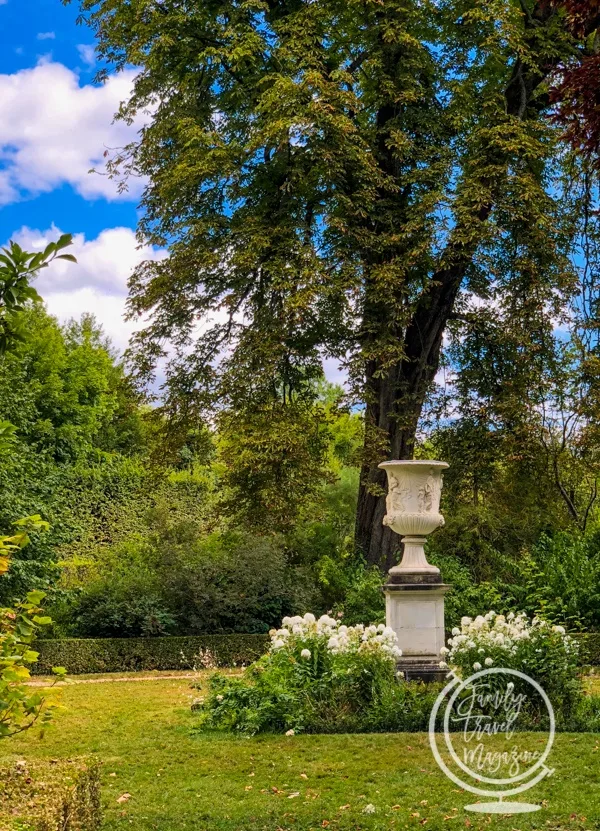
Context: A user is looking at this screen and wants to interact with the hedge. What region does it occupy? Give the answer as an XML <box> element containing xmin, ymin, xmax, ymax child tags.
<box><xmin>0</xmin><ymin>759</ymin><xmax>101</xmax><ymax>831</ymax></box>
<box><xmin>32</xmin><ymin>634</ymin><xmax>270</xmax><ymax>675</ymax></box>
<box><xmin>31</xmin><ymin>632</ymin><xmax>600</xmax><ymax>676</ymax></box>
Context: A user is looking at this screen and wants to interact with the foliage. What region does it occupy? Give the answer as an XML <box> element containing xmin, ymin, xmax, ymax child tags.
<box><xmin>576</xmin><ymin>632</ymin><xmax>600</xmax><ymax>666</ymax></box>
<box><xmin>0</xmin><ymin>308</ymin><xmax>147</xmax><ymax>605</ymax></box>
<box><xmin>0</xmin><ymin>759</ymin><xmax>101</xmax><ymax>831</ymax></box>
<box><xmin>32</xmin><ymin>635</ymin><xmax>269</xmax><ymax>676</ymax></box>
<box><xmin>508</xmin><ymin>532</ymin><xmax>600</xmax><ymax>631</ymax></box>
<box><xmin>198</xmin><ymin>613</ymin><xmax>404</xmax><ymax>734</ymax></box>
<box><xmin>0</xmin><ymin>233</ymin><xmax>76</xmax><ymax>353</ymax></box>
<box><xmin>216</xmin><ymin>396</ymin><xmax>334</xmax><ymax>533</ymax></box>
<box><xmin>442</xmin><ymin>611</ymin><xmax>581</xmax><ymax>725</ymax></box>
<box><xmin>0</xmin><ymin>588</ymin><xmax>65</xmax><ymax>738</ymax></box>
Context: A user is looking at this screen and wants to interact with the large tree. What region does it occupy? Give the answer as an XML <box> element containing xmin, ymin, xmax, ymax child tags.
<box><xmin>70</xmin><ymin>0</ymin><xmax>600</xmax><ymax>567</ymax></box>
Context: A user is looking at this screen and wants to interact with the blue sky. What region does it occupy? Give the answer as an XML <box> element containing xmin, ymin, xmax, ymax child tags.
<box><xmin>0</xmin><ymin>0</ymin><xmax>162</xmax><ymax>352</ymax></box>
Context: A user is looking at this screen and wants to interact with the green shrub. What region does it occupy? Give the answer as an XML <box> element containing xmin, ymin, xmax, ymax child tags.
<box><xmin>510</xmin><ymin>532</ymin><xmax>600</xmax><ymax>631</ymax></box>
<box><xmin>443</xmin><ymin>612</ymin><xmax>581</xmax><ymax>725</ymax></box>
<box><xmin>71</xmin><ymin>587</ymin><xmax>176</xmax><ymax>638</ymax></box>
<box><xmin>0</xmin><ymin>759</ymin><xmax>101</xmax><ymax>831</ymax></box>
<box><xmin>197</xmin><ymin>614</ymin><xmax>414</xmax><ymax>734</ymax></box>
<box><xmin>575</xmin><ymin>632</ymin><xmax>600</xmax><ymax>665</ymax></box>
<box><xmin>32</xmin><ymin>635</ymin><xmax>269</xmax><ymax>675</ymax></box>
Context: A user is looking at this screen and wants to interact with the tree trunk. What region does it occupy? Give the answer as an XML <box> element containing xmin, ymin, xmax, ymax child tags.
<box><xmin>354</xmin><ymin>3</ymin><xmax>600</xmax><ymax>569</ymax></box>
<box><xmin>356</xmin><ymin>261</ymin><xmax>465</xmax><ymax>569</ymax></box>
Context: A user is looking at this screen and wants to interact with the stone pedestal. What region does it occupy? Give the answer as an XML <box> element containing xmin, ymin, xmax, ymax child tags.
<box><xmin>384</xmin><ymin>578</ymin><xmax>449</xmax><ymax>682</ymax></box>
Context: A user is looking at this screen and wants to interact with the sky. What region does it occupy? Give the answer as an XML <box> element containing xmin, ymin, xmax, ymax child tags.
<box><xmin>0</xmin><ymin>0</ymin><xmax>166</xmax><ymax>354</ymax></box>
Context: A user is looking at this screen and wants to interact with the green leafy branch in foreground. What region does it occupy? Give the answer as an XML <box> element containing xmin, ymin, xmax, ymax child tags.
<box><xmin>0</xmin><ymin>233</ymin><xmax>76</xmax><ymax>353</ymax></box>
<box><xmin>0</xmin><ymin>517</ymin><xmax>66</xmax><ymax>739</ymax></box>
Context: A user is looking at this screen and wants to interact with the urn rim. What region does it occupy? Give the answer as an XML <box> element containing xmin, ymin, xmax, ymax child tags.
<box><xmin>378</xmin><ymin>459</ymin><xmax>449</xmax><ymax>471</ymax></box>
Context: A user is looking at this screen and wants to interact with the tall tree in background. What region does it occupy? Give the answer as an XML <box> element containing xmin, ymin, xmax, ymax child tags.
<box><xmin>69</xmin><ymin>0</ymin><xmax>600</xmax><ymax>567</ymax></box>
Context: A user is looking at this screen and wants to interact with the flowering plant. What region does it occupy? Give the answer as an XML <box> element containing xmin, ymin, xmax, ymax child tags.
<box><xmin>198</xmin><ymin>613</ymin><xmax>403</xmax><ymax>734</ymax></box>
<box><xmin>441</xmin><ymin>611</ymin><xmax>581</xmax><ymax>724</ymax></box>
<box><xmin>270</xmin><ymin>613</ymin><xmax>402</xmax><ymax>660</ymax></box>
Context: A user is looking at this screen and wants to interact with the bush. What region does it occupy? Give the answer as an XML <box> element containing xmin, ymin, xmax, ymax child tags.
<box><xmin>510</xmin><ymin>532</ymin><xmax>600</xmax><ymax>631</ymax></box>
<box><xmin>576</xmin><ymin>632</ymin><xmax>600</xmax><ymax>665</ymax></box>
<box><xmin>442</xmin><ymin>611</ymin><xmax>581</xmax><ymax>725</ymax></box>
<box><xmin>70</xmin><ymin>587</ymin><xmax>176</xmax><ymax>639</ymax></box>
<box><xmin>63</xmin><ymin>529</ymin><xmax>318</xmax><ymax>638</ymax></box>
<box><xmin>0</xmin><ymin>759</ymin><xmax>101</xmax><ymax>831</ymax></box>
<box><xmin>32</xmin><ymin>634</ymin><xmax>269</xmax><ymax>675</ymax></box>
<box><xmin>197</xmin><ymin>613</ymin><xmax>410</xmax><ymax>734</ymax></box>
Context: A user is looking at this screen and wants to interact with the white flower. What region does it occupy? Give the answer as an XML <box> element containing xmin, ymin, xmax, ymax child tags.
<box><xmin>362</xmin><ymin>804</ymin><xmax>376</xmax><ymax>814</ymax></box>
<box><xmin>484</xmin><ymin>657</ymin><xmax>493</xmax><ymax>667</ymax></box>
<box><xmin>452</xmin><ymin>627</ymin><xmax>461</xmax><ymax>636</ymax></box>
<box><xmin>301</xmin><ymin>649</ymin><xmax>311</xmax><ymax>659</ymax></box>
<box><xmin>285</xmin><ymin>729</ymin><xmax>295</xmax><ymax>736</ymax></box>
<box><xmin>440</xmin><ymin>646</ymin><xmax>449</xmax><ymax>656</ymax></box>
<box><xmin>216</xmin><ymin>694</ymin><xmax>224</xmax><ymax>702</ymax></box>
<box><xmin>439</xmin><ymin>661</ymin><xmax>448</xmax><ymax>669</ymax></box>
<box><xmin>553</xmin><ymin>625</ymin><xmax>566</xmax><ymax>635</ymax></box>
<box><xmin>303</xmin><ymin>613</ymin><xmax>316</xmax><ymax>624</ymax></box>
<box><xmin>272</xmin><ymin>639</ymin><xmax>285</xmax><ymax>650</ymax></box>
<box><xmin>327</xmin><ymin>636</ymin><xmax>339</xmax><ymax>650</ymax></box>
<box><xmin>473</xmin><ymin>662</ymin><xmax>482</xmax><ymax>671</ymax></box>
<box><xmin>461</xmin><ymin>616</ymin><xmax>472</xmax><ymax>626</ymax></box>
<box><xmin>507</xmin><ymin>681</ymin><xmax>515</xmax><ymax>692</ymax></box>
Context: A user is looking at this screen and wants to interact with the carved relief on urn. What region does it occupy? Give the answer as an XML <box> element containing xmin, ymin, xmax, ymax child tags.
<box><xmin>380</xmin><ymin>460</ymin><xmax>447</xmax><ymax>536</ymax></box>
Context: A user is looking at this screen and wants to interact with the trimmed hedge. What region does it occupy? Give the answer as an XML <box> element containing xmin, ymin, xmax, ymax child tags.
<box><xmin>32</xmin><ymin>634</ymin><xmax>269</xmax><ymax>675</ymax></box>
<box><xmin>31</xmin><ymin>632</ymin><xmax>600</xmax><ymax>676</ymax></box>
<box><xmin>574</xmin><ymin>633</ymin><xmax>600</xmax><ymax>666</ymax></box>
<box><xmin>0</xmin><ymin>760</ymin><xmax>101</xmax><ymax>831</ymax></box>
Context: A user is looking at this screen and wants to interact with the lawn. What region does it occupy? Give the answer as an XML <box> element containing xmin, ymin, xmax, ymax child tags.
<box><xmin>1</xmin><ymin>673</ymin><xmax>599</xmax><ymax>831</ymax></box>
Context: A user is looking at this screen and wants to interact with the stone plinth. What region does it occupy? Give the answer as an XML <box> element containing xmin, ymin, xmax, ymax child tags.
<box><xmin>384</xmin><ymin>579</ymin><xmax>450</xmax><ymax>682</ymax></box>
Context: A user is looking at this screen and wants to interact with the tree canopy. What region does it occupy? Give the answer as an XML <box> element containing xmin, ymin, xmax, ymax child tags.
<box><xmin>67</xmin><ymin>0</ymin><xmax>600</xmax><ymax>565</ymax></box>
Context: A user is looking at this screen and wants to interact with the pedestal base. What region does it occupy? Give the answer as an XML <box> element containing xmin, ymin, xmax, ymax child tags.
<box><xmin>395</xmin><ymin>657</ymin><xmax>449</xmax><ymax>683</ymax></box>
<box><xmin>384</xmin><ymin>581</ymin><xmax>450</xmax><ymax>683</ymax></box>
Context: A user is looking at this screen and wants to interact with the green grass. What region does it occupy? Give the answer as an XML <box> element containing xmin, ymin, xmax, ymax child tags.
<box><xmin>1</xmin><ymin>673</ymin><xmax>599</xmax><ymax>830</ymax></box>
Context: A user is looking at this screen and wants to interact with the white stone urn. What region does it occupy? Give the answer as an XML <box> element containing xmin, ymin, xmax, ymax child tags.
<box><xmin>379</xmin><ymin>460</ymin><xmax>448</xmax><ymax>578</ymax></box>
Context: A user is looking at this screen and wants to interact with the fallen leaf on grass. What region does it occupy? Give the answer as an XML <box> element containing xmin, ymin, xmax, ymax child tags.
<box><xmin>288</xmin><ymin>792</ymin><xmax>300</xmax><ymax>799</ymax></box>
<box><xmin>321</xmin><ymin>821</ymin><xmax>330</xmax><ymax>827</ymax></box>
<box><xmin>117</xmin><ymin>794</ymin><xmax>132</xmax><ymax>804</ymax></box>
<box><xmin>300</xmin><ymin>773</ymin><xmax>308</xmax><ymax>779</ymax></box>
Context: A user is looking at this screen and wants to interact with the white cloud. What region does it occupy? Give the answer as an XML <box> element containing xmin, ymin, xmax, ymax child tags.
<box><xmin>37</xmin><ymin>32</ymin><xmax>55</xmax><ymax>40</ymax></box>
<box><xmin>77</xmin><ymin>44</ymin><xmax>96</xmax><ymax>69</ymax></box>
<box><xmin>0</xmin><ymin>60</ymin><xmax>144</xmax><ymax>205</ymax></box>
<box><xmin>9</xmin><ymin>224</ymin><xmax>167</xmax><ymax>353</ymax></box>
